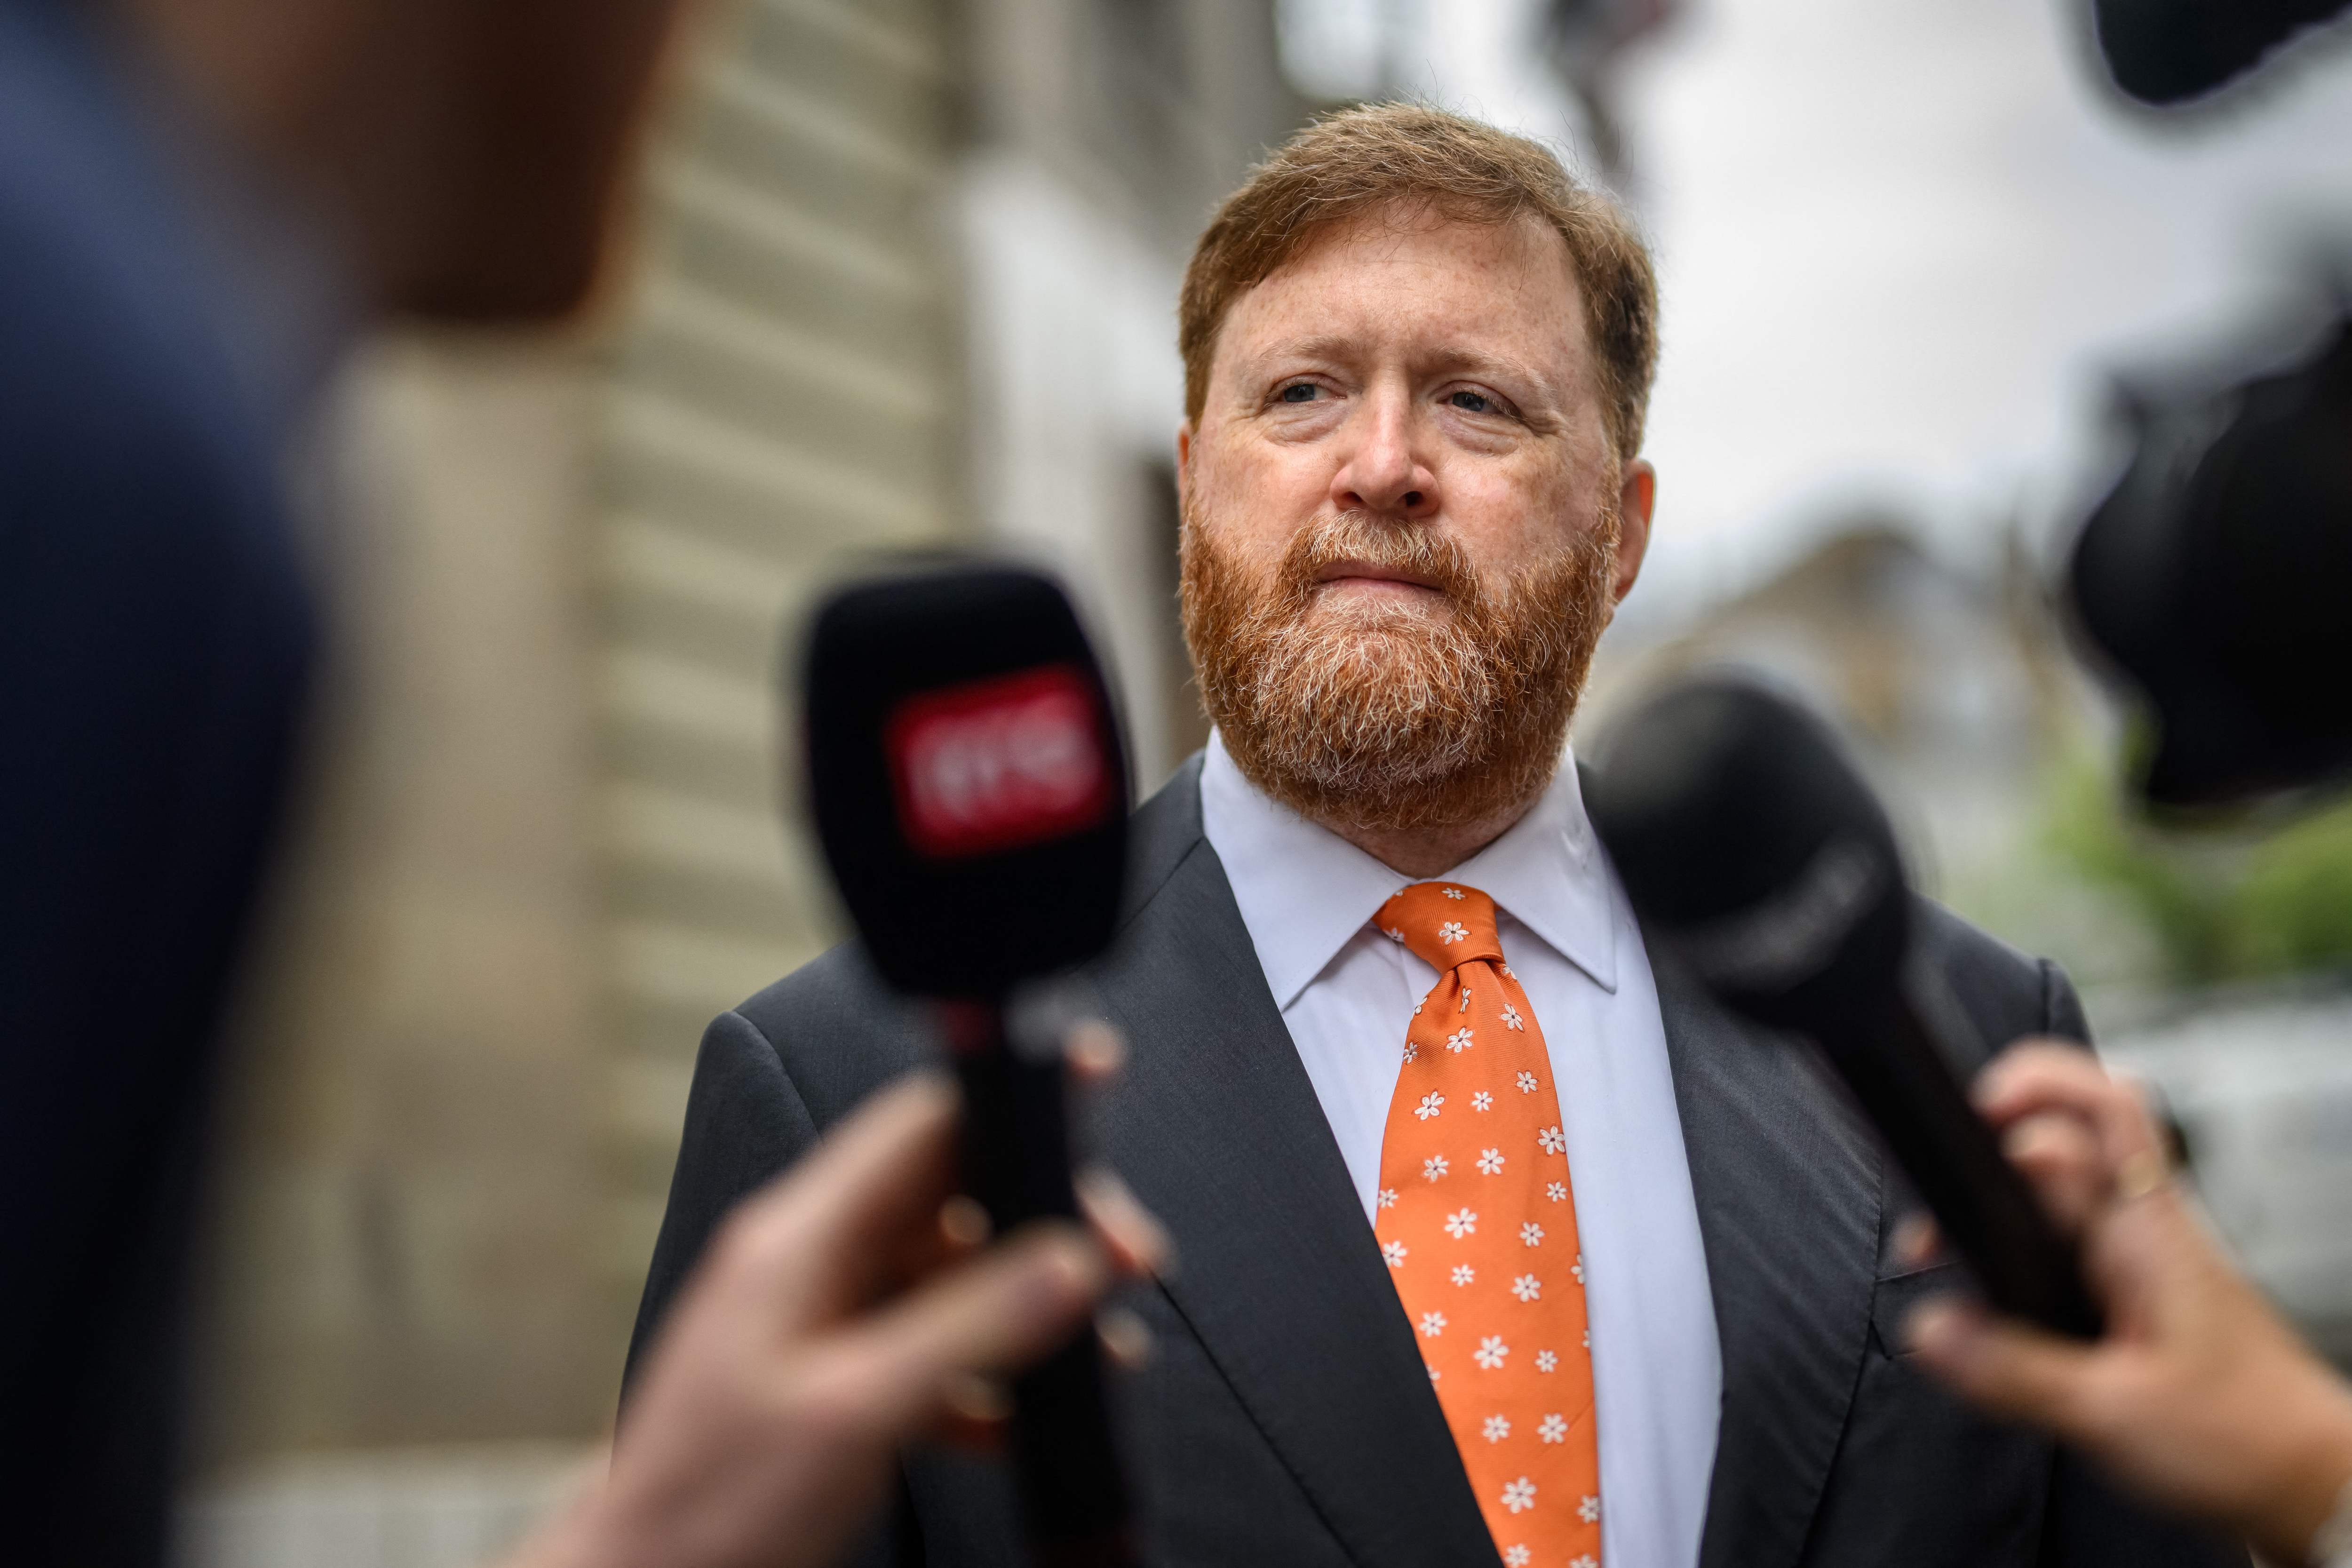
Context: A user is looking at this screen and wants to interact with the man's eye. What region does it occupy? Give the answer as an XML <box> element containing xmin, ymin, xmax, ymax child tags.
<box><xmin>1277</xmin><ymin>382</ymin><xmax>1321</xmax><ymax>404</ymax></box>
<box><xmin>1448</xmin><ymin>390</ymin><xmax>1494</xmax><ymax>414</ymax></box>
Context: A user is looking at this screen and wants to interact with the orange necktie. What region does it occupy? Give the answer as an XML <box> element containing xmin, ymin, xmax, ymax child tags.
<box><xmin>1375</xmin><ymin>881</ymin><xmax>1601</xmax><ymax>1568</ymax></box>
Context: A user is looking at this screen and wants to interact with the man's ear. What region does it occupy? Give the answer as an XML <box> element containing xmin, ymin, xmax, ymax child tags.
<box><xmin>1175</xmin><ymin>422</ymin><xmax>1194</xmax><ymax>504</ymax></box>
<box><xmin>1612</xmin><ymin>459</ymin><xmax>1655</xmax><ymax>605</ymax></box>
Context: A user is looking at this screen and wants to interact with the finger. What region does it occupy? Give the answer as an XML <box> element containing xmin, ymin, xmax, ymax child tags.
<box><xmin>1065</xmin><ymin>1019</ymin><xmax>1128</xmax><ymax>1086</ymax></box>
<box><xmin>2082</xmin><ymin>1070</ymin><xmax>2170</xmax><ymax>1190</ymax></box>
<box><xmin>1097</xmin><ymin>1305</ymin><xmax>1155</xmax><ymax>1370</ymax></box>
<box><xmin>939</xmin><ymin>1195</ymin><xmax>993</xmax><ymax>1250</ymax></box>
<box><xmin>929</xmin><ymin>1372</ymin><xmax>1013</xmax><ymax>1454</ymax></box>
<box><xmin>1075</xmin><ymin>1165</ymin><xmax>1175</xmax><ymax>1279</ymax></box>
<box><xmin>1892</xmin><ymin>1214</ymin><xmax>1942</xmax><ymax>1271</ymax></box>
<box><xmin>2082</xmin><ymin>1179</ymin><xmax>2222</xmax><ymax>1332</ymax></box>
<box><xmin>1907</xmin><ymin>1297</ymin><xmax>2106</xmax><ymax>1436</ymax></box>
<box><xmin>711</xmin><ymin>1073</ymin><xmax>963</xmax><ymax>1320</ymax></box>
<box><xmin>817</xmin><ymin>1221</ymin><xmax>1111</xmax><ymax>1436</ymax></box>
<box><xmin>1976</xmin><ymin>1048</ymin><xmax>2170</xmax><ymax>1203</ymax></box>
<box><xmin>1975</xmin><ymin>1041</ymin><xmax>2116</xmax><ymax>1124</ymax></box>
<box><xmin>2002</xmin><ymin>1111</ymin><xmax>2106</xmax><ymax>1234</ymax></box>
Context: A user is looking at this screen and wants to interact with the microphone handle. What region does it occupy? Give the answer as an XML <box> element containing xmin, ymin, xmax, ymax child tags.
<box><xmin>937</xmin><ymin>1003</ymin><xmax>1137</xmax><ymax>1568</ymax></box>
<box><xmin>1811</xmin><ymin>988</ymin><xmax>2104</xmax><ymax>1339</ymax></box>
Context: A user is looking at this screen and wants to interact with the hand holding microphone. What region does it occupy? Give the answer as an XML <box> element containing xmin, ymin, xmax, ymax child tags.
<box><xmin>801</xmin><ymin>559</ymin><xmax>1144</xmax><ymax>1567</ymax></box>
<box><xmin>508</xmin><ymin>1067</ymin><xmax>1162</xmax><ymax>1568</ymax></box>
<box><xmin>1586</xmin><ymin>676</ymin><xmax>2352</xmax><ymax>1562</ymax></box>
<box><xmin>504</xmin><ymin>560</ymin><xmax>1157</xmax><ymax>1568</ymax></box>
<box><xmin>1587</xmin><ymin>677</ymin><xmax>2102</xmax><ymax>1336</ymax></box>
<box><xmin>1907</xmin><ymin>1043</ymin><xmax>2352</xmax><ymax>1567</ymax></box>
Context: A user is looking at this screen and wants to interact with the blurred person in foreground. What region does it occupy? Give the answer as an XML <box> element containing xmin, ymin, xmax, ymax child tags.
<box><xmin>630</xmin><ymin>103</ymin><xmax>2232</xmax><ymax>1568</ymax></box>
<box><xmin>0</xmin><ymin>0</ymin><xmax>1128</xmax><ymax>1564</ymax></box>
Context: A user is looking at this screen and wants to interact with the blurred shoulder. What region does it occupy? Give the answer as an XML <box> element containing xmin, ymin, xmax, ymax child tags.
<box><xmin>1909</xmin><ymin>894</ymin><xmax>2091</xmax><ymax>1065</ymax></box>
<box><xmin>723</xmin><ymin>944</ymin><xmax>933</xmax><ymax>1131</ymax></box>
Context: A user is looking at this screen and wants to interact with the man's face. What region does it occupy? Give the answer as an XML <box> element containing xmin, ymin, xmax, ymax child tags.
<box><xmin>1176</xmin><ymin>205</ymin><xmax>1654</xmax><ymax>835</ymax></box>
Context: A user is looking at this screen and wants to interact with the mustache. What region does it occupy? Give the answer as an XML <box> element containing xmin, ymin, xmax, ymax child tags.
<box><xmin>1276</xmin><ymin>512</ymin><xmax>1483</xmax><ymax>609</ymax></box>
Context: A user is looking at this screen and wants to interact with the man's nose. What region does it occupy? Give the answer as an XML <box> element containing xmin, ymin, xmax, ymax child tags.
<box><xmin>1330</xmin><ymin>393</ymin><xmax>1438</xmax><ymax>520</ymax></box>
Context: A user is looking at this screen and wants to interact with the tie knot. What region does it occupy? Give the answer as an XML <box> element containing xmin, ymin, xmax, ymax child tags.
<box><xmin>1376</xmin><ymin>881</ymin><xmax>1503</xmax><ymax>970</ymax></box>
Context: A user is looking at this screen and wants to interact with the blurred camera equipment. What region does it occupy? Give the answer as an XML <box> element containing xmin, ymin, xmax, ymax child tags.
<box><xmin>2068</xmin><ymin>310</ymin><xmax>2352</xmax><ymax>809</ymax></box>
<box><xmin>1587</xmin><ymin>679</ymin><xmax>2104</xmax><ymax>1338</ymax></box>
<box><xmin>802</xmin><ymin>560</ymin><xmax>1136</xmax><ymax>1568</ymax></box>
<box><xmin>2093</xmin><ymin>0</ymin><xmax>2352</xmax><ymax>104</ymax></box>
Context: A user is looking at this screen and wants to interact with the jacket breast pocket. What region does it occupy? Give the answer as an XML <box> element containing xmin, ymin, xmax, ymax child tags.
<box><xmin>1868</xmin><ymin>1263</ymin><xmax>1966</xmax><ymax>1361</ymax></box>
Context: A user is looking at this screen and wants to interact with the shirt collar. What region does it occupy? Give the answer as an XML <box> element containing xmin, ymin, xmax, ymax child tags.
<box><xmin>1199</xmin><ymin>732</ymin><xmax>1621</xmax><ymax>1010</ymax></box>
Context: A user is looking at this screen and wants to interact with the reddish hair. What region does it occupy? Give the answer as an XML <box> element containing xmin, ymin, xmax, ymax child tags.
<box><xmin>1179</xmin><ymin>103</ymin><xmax>1660</xmax><ymax>459</ymax></box>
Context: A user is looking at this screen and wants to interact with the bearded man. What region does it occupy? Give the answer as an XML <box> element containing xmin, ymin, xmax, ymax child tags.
<box><xmin>627</xmin><ymin>106</ymin><xmax>2235</xmax><ymax>1568</ymax></box>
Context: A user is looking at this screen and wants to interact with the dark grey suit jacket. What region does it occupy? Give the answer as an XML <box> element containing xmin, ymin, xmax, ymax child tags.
<box><xmin>628</xmin><ymin>757</ymin><xmax>2238</xmax><ymax>1568</ymax></box>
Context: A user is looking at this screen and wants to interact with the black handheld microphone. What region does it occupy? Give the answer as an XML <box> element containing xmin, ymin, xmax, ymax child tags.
<box><xmin>801</xmin><ymin>558</ymin><xmax>1135</xmax><ymax>1568</ymax></box>
<box><xmin>1585</xmin><ymin>679</ymin><xmax>2103</xmax><ymax>1339</ymax></box>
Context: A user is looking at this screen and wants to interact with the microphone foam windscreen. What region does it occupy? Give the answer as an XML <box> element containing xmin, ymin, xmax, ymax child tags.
<box><xmin>801</xmin><ymin>561</ymin><xmax>1129</xmax><ymax>999</ymax></box>
<box><xmin>1586</xmin><ymin>679</ymin><xmax>1910</xmax><ymax>1027</ymax></box>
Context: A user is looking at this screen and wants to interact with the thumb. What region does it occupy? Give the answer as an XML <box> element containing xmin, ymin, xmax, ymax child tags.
<box><xmin>1907</xmin><ymin>1298</ymin><xmax>2105</xmax><ymax>1438</ymax></box>
<box><xmin>817</xmin><ymin>1222</ymin><xmax>1111</xmax><ymax>1437</ymax></box>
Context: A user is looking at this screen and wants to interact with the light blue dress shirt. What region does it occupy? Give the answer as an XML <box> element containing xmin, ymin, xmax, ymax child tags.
<box><xmin>1200</xmin><ymin>732</ymin><xmax>1722</xmax><ymax>1568</ymax></box>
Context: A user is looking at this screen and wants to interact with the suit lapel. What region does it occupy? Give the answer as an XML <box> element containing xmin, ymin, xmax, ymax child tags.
<box><xmin>1089</xmin><ymin>761</ymin><xmax>1500</xmax><ymax>1568</ymax></box>
<box><xmin>1650</xmin><ymin>950</ymin><xmax>1882</xmax><ymax>1568</ymax></box>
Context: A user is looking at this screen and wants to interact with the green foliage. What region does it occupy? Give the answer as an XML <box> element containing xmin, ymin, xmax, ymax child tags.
<box><xmin>2043</xmin><ymin>751</ymin><xmax>2352</xmax><ymax>984</ymax></box>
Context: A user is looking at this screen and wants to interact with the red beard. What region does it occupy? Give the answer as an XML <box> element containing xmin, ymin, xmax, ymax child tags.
<box><xmin>1179</xmin><ymin>500</ymin><xmax>1619</xmax><ymax>836</ymax></box>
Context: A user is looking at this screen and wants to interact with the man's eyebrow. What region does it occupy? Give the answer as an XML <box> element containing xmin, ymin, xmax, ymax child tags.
<box><xmin>1245</xmin><ymin>333</ymin><xmax>1362</xmax><ymax>368</ymax></box>
<box><xmin>1247</xmin><ymin>336</ymin><xmax>1568</xmax><ymax>403</ymax></box>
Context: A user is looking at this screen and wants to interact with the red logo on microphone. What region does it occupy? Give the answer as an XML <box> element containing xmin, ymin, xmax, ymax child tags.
<box><xmin>885</xmin><ymin>664</ymin><xmax>1114</xmax><ymax>859</ymax></box>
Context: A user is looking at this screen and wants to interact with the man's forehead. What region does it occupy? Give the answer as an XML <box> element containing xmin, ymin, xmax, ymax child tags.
<box><xmin>1222</xmin><ymin>207</ymin><xmax>1589</xmax><ymax>371</ymax></box>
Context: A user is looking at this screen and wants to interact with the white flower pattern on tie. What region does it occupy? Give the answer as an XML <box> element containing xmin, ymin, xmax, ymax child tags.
<box><xmin>1579</xmin><ymin>1495</ymin><xmax>1600</xmax><ymax>1524</ymax></box>
<box><xmin>1368</xmin><ymin>879</ymin><xmax>1597</xmax><ymax>1562</ymax></box>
